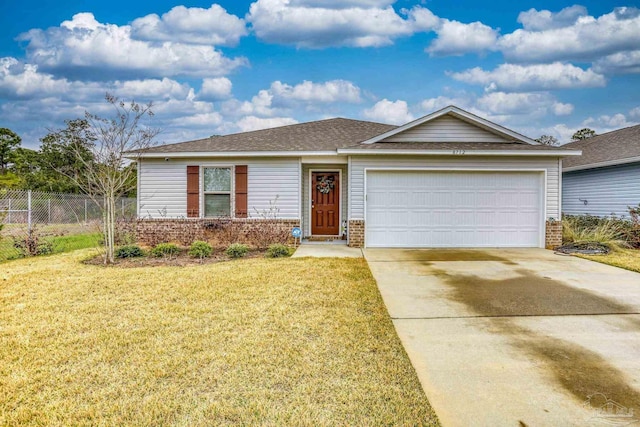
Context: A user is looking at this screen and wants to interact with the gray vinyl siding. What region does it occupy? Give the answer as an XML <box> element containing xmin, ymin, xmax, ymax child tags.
<box><xmin>138</xmin><ymin>157</ymin><xmax>301</xmax><ymax>219</ymax></box>
<box><xmin>348</xmin><ymin>156</ymin><xmax>561</xmax><ymax>220</ymax></box>
<box><xmin>382</xmin><ymin>116</ymin><xmax>510</xmax><ymax>143</ymax></box>
<box><xmin>301</xmin><ymin>164</ymin><xmax>347</xmax><ymax>237</ymax></box>
<box><xmin>562</xmin><ymin>162</ymin><xmax>640</xmax><ymax>217</ymax></box>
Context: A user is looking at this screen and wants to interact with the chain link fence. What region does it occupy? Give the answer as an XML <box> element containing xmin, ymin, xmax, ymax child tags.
<box><xmin>0</xmin><ymin>189</ymin><xmax>136</xmax><ymax>261</ymax></box>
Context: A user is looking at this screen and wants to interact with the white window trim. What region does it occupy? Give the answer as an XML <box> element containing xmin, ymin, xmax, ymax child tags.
<box><xmin>201</xmin><ymin>165</ymin><xmax>235</xmax><ymax>218</ymax></box>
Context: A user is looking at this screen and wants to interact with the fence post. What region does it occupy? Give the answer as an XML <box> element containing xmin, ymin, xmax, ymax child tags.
<box><xmin>27</xmin><ymin>190</ymin><xmax>32</xmax><ymax>233</ymax></box>
<box><xmin>7</xmin><ymin>198</ymin><xmax>10</xmax><ymax>224</ymax></box>
<box><xmin>48</xmin><ymin>199</ymin><xmax>51</xmax><ymax>224</ymax></box>
<box><xmin>84</xmin><ymin>199</ymin><xmax>88</xmax><ymax>224</ymax></box>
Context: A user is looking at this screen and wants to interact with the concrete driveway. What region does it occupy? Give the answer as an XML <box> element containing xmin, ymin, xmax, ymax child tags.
<box><xmin>365</xmin><ymin>248</ymin><xmax>640</xmax><ymax>427</ymax></box>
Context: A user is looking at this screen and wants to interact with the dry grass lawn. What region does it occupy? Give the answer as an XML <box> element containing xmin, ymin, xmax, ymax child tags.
<box><xmin>578</xmin><ymin>249</ymin><xmax>640</xmax><ymax>273</ymax></box>
<box><xmin>0</xmin><ymin>250</ymin><xmax>438</xmax><ymax>426</ymax></box>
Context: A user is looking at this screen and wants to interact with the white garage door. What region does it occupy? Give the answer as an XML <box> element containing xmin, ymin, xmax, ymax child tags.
<box><xmin>365</xmin><ymin>171</ymin><xmax>543</xmax><ymax>248</ymax></box>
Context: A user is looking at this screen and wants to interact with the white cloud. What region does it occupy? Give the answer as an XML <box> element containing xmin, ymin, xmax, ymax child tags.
<box><xmin>629</xmin><ymin>107</ymin><xmax>640</xmax><ymax>120</ymax></box>
<box><xmin>499</xmin><ymin>7</ymin><xmax>640</xmax><ymax>64</ymax></box>
<box><xmin>115</xmin><ymin>78</ymin><xmax>191</xmax><ymax>100</ymax></box>
<box><xmin>131</xmin><ymin>4</ymin><xmax>247</xmax><ymax>46</ymax></box>
<box><xmin>247</xmin><ymin>0</ymin><xmax>416</xmax><ymax>48</ymax></box>
<box><xmin>199</xmin><ymin>77</ymin><xmax>233</xmax><ymax>100</ymax></box>
<box><xmin>517</xmin><ymin>5</ymin><xmax>588</xmax><ymax>31</ymax></box>
<box><xmin>476</xmin><ymin>92</ymin><xmax>573</xmax><ymax>118</ymax></box>
<box><xmin>270</xmin><ymin>80</ymin><xmax>361</xmax><ymax>103</ymax></box>
<box><xmin>363</xmin><ymin>99</ymin><xmax>413</xmax><ymax>124</ymax></box>
<box><xmin>172</xmin><ymin>112</ymin><xmax>224</xmax><ymax>127</ymax></box>
<box><xmin>552</xmin><ymin>102</ymin><xmax>574</xmax><ymax>116</ymax></box>
<box><xmin>420</xmin><ymin>95</ymin><xmax>471</xmax><ymax>112</ymax></box>
<box><xmin>593</xmin><ymin>50</ymin><xmax>640</xmax><ymax>74</ymax></box>
<box><xmin>427</xmin><ymin>19</ymin><xmax>499</xmax><ymax>56</ymax></box>
<box><xmin>450</xmin><ymin>63</ymin><xmax>606</xmax><ymax>91</ymax></box>
<box><xmin>236</xmin><ymin>116</ymin><xmax>298</xmax><ymax>132</ymax></box>
<box><xmin>291</xmin><ymin>0</ymin><xmax>394</xmax><ymax>7</ymax></box>
<box><xmin>583</xmin><ymin>113</ymin><xmax>637</xmax><ymax>129</ymax></box>
<box><xmin>0</xmin><ymin>57</ymin><xmax>71</xmax><ymax>98</ymax></box>
<box><xmin>18</xmin><ymin>13</ymin><xmax>248</xmax><ymax>78</ymax></box>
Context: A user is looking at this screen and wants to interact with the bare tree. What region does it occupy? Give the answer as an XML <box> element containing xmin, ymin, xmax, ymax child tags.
<box><xmin>535</xmin><ymin>135</ymin><xmax>559</xmax><ymax>146</ymax></box>
<box><xmin>57</xmin><ymin>94</ymin><xmax>159</xmax><ymax>263</ymax></box>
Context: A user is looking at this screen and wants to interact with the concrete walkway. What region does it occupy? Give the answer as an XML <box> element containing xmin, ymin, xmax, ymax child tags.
<box><xmin>291</xmin><ymin>242</ymin><xmax>363</xmax><ymax>258</ymax></box>
<box><xmin>365</xmin><ymin>248</ymin><xmax>640</xmax><ymax>427</ymax></box>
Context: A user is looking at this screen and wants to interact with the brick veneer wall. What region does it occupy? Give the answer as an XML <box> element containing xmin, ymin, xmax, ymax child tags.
<box><xmin>545</xmin><ymin>220</ymin><xmax>563</xmax><ymax>249</ymax></box>
<box><xmin>136</xmin><ymin>218</ymin><xmax>300</xmax><ymax>247</ymax></box>
<box><xmin>348</xmin><ymin>220</ymin><xmax>365</xmax><ymax>248</ymax></box>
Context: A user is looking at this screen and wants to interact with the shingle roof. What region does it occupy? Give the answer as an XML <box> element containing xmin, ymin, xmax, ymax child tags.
<box><xmin>138</xmin><ymin>118</ymin><xmax>397</xmax><ymax>153</ymax></box>
<box><xmin>563</xmin><ymin>124</ymin><xmax>640</xmax><ymax>169</ymax></box>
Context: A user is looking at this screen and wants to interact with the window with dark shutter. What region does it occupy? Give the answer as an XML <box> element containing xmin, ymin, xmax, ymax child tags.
<box><xmin>186</xmin><ymin>166</ymin><xmax>199</xmax><ymax>217</ymax></box>
<box><xmin>235</xmin><ymin>165</ymin><xmax>248</xmax><ymax>218</ymax></box>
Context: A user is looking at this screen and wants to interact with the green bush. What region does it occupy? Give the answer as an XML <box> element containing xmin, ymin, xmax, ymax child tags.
<box><xmin>115</xmin><ymin>244</ymin><xmax>144</xmax><ymax>259</ymax></box>
<box><xmin>151</xmin><ymin>243</ymin><xmax>181</xmax><ymax>258</ymax></box>
<box><xmin>189</xmin><ymin>240</ymin><xmax>213</xmax><ymax>259</ymax></box>
<box><xmin>226</xmin><ymin>243</ymin><xmax>249</xmax><ymax>258</ymax></box>
<box><xmin>265</xmin><ymin>243</ymin><xmax>291</xmax><ymax>258</ymax></box>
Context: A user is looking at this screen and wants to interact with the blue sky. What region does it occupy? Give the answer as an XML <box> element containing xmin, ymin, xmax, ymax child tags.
<box><xmin>1</xmin><ymin>0</ymin><xmax>639</xmax><ymax>149</ymax></box>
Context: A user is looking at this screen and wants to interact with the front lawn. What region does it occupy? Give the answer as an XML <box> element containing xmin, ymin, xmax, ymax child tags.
<box><xmin>0</xmin><ymin>250</ymin><xmax>438</xmax><ymax>426</ymax></box>
<box><xmin>578</xmin><ymin>249</ymin><xmax>640</xmax><ymax>273</ymax></box>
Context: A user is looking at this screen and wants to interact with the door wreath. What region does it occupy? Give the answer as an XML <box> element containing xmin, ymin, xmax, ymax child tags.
<box><xmin>316</xmin><ymin>175</ymin><xmax>335</xmax><ymax>194</ymax></box>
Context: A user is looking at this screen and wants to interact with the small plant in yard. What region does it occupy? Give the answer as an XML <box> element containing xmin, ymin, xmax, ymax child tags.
<box><xmin>562</xmin><ymin>216</ymin><xmax>629</xmax><ymax>251</ymax></box>
<box><xmin>265</xmin><ymin>243</ymin><xmax>291</xmax><ymax>258</ymax></box>
<box><xmin>189</xmin><ymin>240</ymin><xmax>213</xmax><ymax>259</ymax></box>
<box><xmin>12</xmin><ymin>227</ymin><xmax>53</xmax><ymax>257</ymax></box>
<box><xmin>151</xmin><ymin>243</ymin><xmax>181</xmax><ymax>259</ymax></box>
<box><xmin>115</xmin><ymin>244</ymin><xmax>145</xmax><ymax>258</ymax></box>
<box><xmin>226</xmin><ymin>243</ymin><xmax>249</xmax><ymax>258</ymax></box>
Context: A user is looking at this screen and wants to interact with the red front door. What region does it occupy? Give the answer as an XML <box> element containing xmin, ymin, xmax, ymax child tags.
<box><xmin>311</xmin><ymin>172</ymin><xmax>340</xmax><ymax>235</ymax></box>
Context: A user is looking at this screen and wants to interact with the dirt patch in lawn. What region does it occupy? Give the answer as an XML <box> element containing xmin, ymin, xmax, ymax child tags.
<box><xmin>82</xmin><ymin>249</ymin><xmax>267</xmax><ymax>267</ymax></box>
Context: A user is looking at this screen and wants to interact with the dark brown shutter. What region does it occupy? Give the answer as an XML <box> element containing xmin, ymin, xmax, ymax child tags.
<box><xmin>186</xmin><ymin>166</ymin><xmax>199</xmax><ymax>218</ymax></box>
<box><xmin>235</xmin><ymin>165</ymin><xmax>248</xmax><ymax>218</ymax></box>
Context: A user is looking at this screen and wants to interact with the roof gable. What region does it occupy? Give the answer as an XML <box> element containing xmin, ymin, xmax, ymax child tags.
<box><xmin>362</xmin><ymin>105</ymin><xmax>537</xmax><ymax>145</ymax></box>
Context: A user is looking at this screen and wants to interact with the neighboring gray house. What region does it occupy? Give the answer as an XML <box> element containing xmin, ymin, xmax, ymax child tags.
<box><xmin>562</xmin><ymin>124</ymin><xmax>640</xmax><ymax>217</ymax></box>
<box><xmin>131</xmin><ymin>106</ymin><xmax>580</xmax><ymax>249</ymax></box>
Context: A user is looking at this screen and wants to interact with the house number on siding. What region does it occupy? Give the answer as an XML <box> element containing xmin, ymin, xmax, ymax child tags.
<box><xmin>452</xmin><ymin>150</ymin><xmax>466</xmax><ymax>155</ymax></box>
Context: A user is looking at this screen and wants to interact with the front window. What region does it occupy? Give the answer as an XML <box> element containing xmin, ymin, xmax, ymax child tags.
<box><xmin>204</xmin><ymin>167</ymin><xmax>231</xmax><ymax>217</ymax></box>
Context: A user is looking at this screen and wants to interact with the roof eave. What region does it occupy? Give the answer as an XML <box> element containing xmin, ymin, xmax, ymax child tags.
<box><xmin>337</xmin><ymin>148</ymin><xmax>582</xmax><ymax>156</ymax></box>
<box><xmin>563</xmin><ymin>155</ymin><xmax>640</xmax><ymax>172</ymax></box>
<box><xmin>126</xmin><ymin>150</ymin><xmax>341</xmax><ymax>159</ymax></box>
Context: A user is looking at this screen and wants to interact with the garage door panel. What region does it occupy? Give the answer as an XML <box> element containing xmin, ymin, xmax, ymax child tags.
<box><xmin>365</xmin><ymin>171</ymin><xmax>542</xmax><ymax>248</ymax></box>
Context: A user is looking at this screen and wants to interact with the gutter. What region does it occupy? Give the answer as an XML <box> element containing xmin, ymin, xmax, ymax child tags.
<box><xmin>563</xmin><ymin>156</ymin><xmax>640</xmax><ymax>172</ymax></box>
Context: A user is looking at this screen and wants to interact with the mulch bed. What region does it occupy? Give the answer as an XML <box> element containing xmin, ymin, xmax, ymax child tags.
<box><xmin>83</xmin><ymin>249</ymin><xmax>268</xmax><ymax>268</ymax></box>
<box><xmin>555</xmin><ymin>242</ymin><xmax>611</xmax><ymax>255</ymax></box>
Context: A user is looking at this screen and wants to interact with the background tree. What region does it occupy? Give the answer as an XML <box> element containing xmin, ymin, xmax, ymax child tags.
<box><xmin>535</xmin><ymin>135</ymin><xmax>559</xmax><ymax>146</ymax></box>
<box><xmin>0</xmin><ymin>128</ymin><xmax>21</xmax><ymax>174</ymax></box>
<box><xmin>54</xmin><ymin>94</ymin><xmax>159</xmax><ymax>263</ymax></box>
<box><xmin>572</xmin><ymin>128</ymin><xmax>596</xmax><ymax>141</ymax></box>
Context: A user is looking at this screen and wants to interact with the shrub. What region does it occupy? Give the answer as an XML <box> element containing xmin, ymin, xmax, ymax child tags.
<box><xmin>562</xmin><ymin>216</ymin><xmax>629</xmax><ymax>251</ymax></box>
<box><xmin>189</xmin><ymin>240</ymin><xmax>213</xmax><ymax>259</ymax></box>
<box><xmin>265</xmin><ymin>243</ymin><xmax>291</xmax><ymax>258</ymax></box>
<box><xmin>12</xmin><ymin>227</ymin><xmax>53</xmax><ymax>257</ymax></box>
<box><xmin>115</xmin><ymin>244</ymin><xmax>144</xmax><ymax>258</ymax></box>
<box><xmin>151</xmin><ymin>243</ymin><xmax>181</xmax><ymax>259</ymax></box>
<box><xmin>226</xmin><ymin>243</ymin><xmax>249</xmax><ymax>258</ymax></box>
